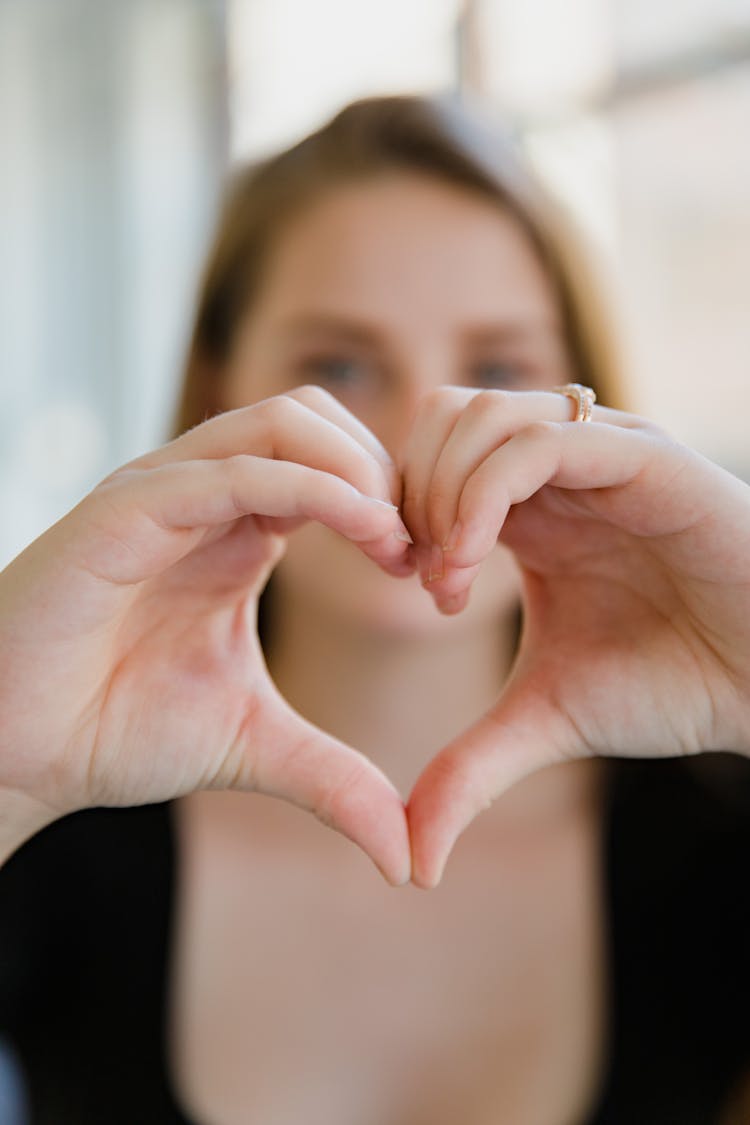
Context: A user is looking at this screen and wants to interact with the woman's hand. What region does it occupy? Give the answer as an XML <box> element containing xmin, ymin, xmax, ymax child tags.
<box><xmin>0</xmin><ymin>387</ymin><xmax>413</xmax><ymax>884</ymax></box>
<box><xmin>402</xmin><ymin>388</ymin><xmax>750</xmax><ymax>887</ymax></box>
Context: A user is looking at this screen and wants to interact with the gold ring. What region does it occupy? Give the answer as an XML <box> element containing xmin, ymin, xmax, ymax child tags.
<box><xmin>553</xmin><ymin>383</ymin><xmax>596</xmax><ymax>422</ymax></box>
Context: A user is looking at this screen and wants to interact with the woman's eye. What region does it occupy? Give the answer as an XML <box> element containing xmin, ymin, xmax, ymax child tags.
<box><xmin>299</xmin><ymin>355</ymin><xmax>369</xmax><ymax>387</ymax></box>
<box><xmin>469</xmin><ymin>361</ymin><xmax>526</xmax><ymax>389</ymax></box>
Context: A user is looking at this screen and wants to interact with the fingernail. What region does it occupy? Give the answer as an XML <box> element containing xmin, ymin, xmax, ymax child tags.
<box><xmin>364</xmin><ymin>495</ymin><xmax>399</xmax><ymax>511</ymax></box>
<box><xmin>416</xmin><ymin>544</ymin><xmax>432</xmax><ymax>584</ymax></box>
<box><xmin>426</xmin><ymin>544</ymin><xmax>444</xmax><ymax>584</ymax></box>
<box><xmin>392</xmin><ymin>527</ymin><xmax>414</xmax><ymax>544</ymax></box>
<box><xmin>443</xmin><ymin>521</ymin><xmax>462</xmax><ymax>551</ymax></box>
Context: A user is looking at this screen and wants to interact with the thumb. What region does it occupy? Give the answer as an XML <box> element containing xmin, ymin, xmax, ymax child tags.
<box><xmin>406</xmin><ymin>679</ymin><xmax>576</xmax><ymax>889</ymax></box>
<box><xmin>227</xmin><ymin>688</ymin><xmax>411</xmax><ymax>887</ymax></box>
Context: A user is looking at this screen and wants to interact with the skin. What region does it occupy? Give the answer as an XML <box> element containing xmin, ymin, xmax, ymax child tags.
<box><xmin>171</xmin><ymin>176</ymin><xmax>610</xmax><ymax>1122</ymax></box>
<box><xmin>218</xmin><ymin>171</ymin><xmax>578</xmax><ymax>805</ymax></box>
<box><xmin>1</xmin><ymin>170</ymin><xmax>750</xmax><ymax>900</ymax></box>
<box><xmin>172</xmin><ymin>172</ymin><xmax>750</xmax><ymax>1124</ymax></box>
<box><xmin>0</xmin><ymin>389</ymin><xmax>415</xmax><ymax>882</ymax></box>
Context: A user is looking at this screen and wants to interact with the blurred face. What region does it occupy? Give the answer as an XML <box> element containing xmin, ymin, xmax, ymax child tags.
<box><xmin>221</xmin><ymin>171</ymin><xmax>575</xmax><ymax>635</ymax></box>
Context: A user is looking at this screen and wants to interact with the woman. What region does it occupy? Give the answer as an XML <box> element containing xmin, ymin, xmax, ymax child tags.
<box><xmin>1</xmin><ymin>94</ymin><xmax>750</xmax><ymax>1124</ymax></box>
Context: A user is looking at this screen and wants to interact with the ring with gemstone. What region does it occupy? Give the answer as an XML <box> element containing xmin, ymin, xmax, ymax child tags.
<box><xmin>553</xmin><ymin>383</ymin><xmax>596</xmax><ymax>422</ymax></box>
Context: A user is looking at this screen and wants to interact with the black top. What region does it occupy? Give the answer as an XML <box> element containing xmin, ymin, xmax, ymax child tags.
<box><xmin>1</xmin><ymin>755</ymin><xmax>750</xmax><ymax>1125</ymax></box>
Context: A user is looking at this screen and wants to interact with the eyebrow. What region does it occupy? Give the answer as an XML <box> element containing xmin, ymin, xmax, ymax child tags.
<box><xmin>276</xmin><ymin>312</ymin><xmax>562</xmax><ymax>347</ymax></box>
<box><xmin>278</xmin><ymin>314</ymin><xmax>382</xmax><ymax>345</ymax></box>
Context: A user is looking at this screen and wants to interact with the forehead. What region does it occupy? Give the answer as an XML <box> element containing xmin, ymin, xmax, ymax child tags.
<box><xmin>251</xmin><ymin>172</ymin><xmax>560</xmax><ymax>332</ymax></box>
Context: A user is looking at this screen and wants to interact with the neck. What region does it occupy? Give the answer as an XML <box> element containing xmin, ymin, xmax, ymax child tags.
<box><xmin>264</xmin><ymin>591</ymin><xmax>516</xmax><ymax>799</ymax></box>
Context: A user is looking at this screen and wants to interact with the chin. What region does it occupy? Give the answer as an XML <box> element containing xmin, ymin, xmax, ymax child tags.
<box><xmin>274</xmin><ymin>525</ymin><xmax>521</xmax><ymax>637</ymax></box>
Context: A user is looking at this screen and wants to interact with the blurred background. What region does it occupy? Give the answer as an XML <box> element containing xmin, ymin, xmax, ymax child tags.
<box><xmin>2</xmin><ymin>0</ymin><xmax>750</xmax><ymax>568</ymax></box>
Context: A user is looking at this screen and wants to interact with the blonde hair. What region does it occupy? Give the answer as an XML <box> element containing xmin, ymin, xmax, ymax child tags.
<box><xmin>171</xmin><ymin>92</ymin><xmax>625</xmax><ymax>437</ymax></box>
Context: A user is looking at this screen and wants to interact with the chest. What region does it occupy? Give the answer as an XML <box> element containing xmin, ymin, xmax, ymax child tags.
<box><xmin>168</xmin><ymin>793</ymin><xmax>608</xmax><ymax>1125</ymax></box>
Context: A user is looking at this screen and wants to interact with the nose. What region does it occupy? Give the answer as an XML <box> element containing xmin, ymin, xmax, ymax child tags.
<box><xmin>372</xmin><ymin>370</ymin><xmax>447</xmax><ymax>470</ymax></box>
<box><xmin>380</xmin><ymin>398</ymin><xmax>422</xmax><ymax>469</ymax></box>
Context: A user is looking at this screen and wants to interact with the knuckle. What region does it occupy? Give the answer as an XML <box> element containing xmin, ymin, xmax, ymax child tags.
<box><xmin>315</xmin><ymin>759</ymin><xmax>367</xmax><ymax>827</ymax></box>
<box><xmin>414</xmin><ymin>385</ymin><xmax>464</xmax><ymax>424</ymax></box>
<box><xmin>222</xmin><ymin>451</ymin><xmax>248</xmax><ymax>475</ymax></box>
<box><xmin>257</xmin><ymin>393</ymin><xmax>301</xmax><ymax>430</ymax></box>
<box><xmin>289</xmin><ymin>383</ymin><xmax>338</xmax><ymax>409</ymax></box>
<box><xmin>220</xmin><ymin>454</ymin><xmax>252</xmax><ymax>515</ymax></box>
<box><xmin>465</xmin><ymin>388</ymin><xmax>511</xmax><ymax>418</ymax></box>
<box><xmin>431</xmin><ymin>751</ymin><xmax>482</xmax><ymax>808</ymax></box>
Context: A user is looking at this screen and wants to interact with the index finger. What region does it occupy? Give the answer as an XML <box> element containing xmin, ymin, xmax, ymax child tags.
<box><xmin>131</xmin><ymin>386</ymin><xmax>401</xmax><ymax>503</ymax></box>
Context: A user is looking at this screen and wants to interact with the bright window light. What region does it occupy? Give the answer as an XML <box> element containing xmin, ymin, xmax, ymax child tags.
<box><xmin>227</xmin><ymin>0</ymin><xmax>461</xmax><ymax>160</ymax></box>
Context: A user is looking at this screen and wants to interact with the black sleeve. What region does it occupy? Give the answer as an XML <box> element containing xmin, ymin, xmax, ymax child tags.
<box><xmin>0</xmin><ymin>803</ymin><xmax>192</xmax><ymax>1125</ymax></box>
<box><xmin>592</xmin><ymin>754</ymin><xmax>750</xmax><ymax>1125</ymax></box>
